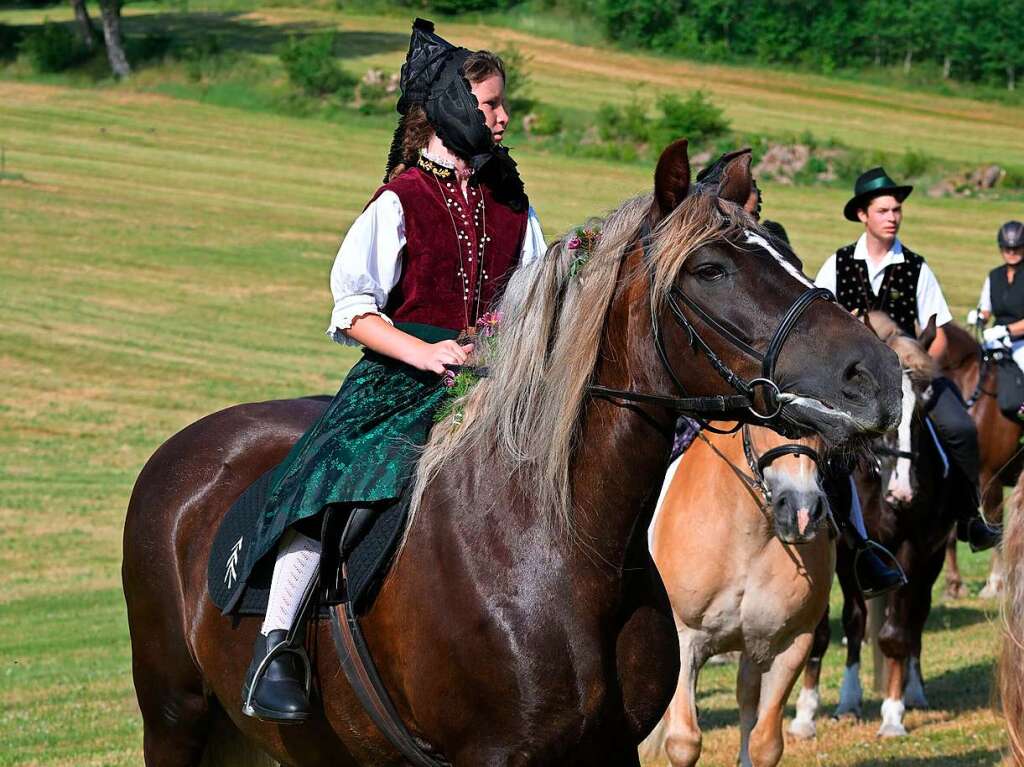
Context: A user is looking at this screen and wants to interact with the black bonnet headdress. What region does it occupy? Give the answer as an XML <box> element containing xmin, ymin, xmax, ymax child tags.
<box><xmin>384</xmin><ymin>18</ymin><xmax>526</xmax><ymax>211</ymax></box>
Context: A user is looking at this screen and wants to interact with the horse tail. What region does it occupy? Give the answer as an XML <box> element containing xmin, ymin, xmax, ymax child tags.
<box><xmin>1000</xmin><ymin>473</ymin><xmax>1024</xmax><ymax>766</ymax></box>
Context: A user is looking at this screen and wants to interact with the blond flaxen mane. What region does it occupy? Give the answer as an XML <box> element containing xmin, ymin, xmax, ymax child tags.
<box><xmin>411</xmin><ymin>189</ymin><xmax>757</xmax><ymax>536</ymax></box>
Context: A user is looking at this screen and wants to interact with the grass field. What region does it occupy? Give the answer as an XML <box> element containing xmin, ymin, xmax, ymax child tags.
<box><xmin>0</xmin><ymin>7</ymin><xmax>1019</xmax><ymax>765</ymax></box>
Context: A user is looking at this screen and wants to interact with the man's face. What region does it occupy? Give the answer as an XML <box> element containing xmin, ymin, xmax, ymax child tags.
<box><xmin>857</xmin><ymin>195</ymin><xmax>902</xmax><ymax>241</ymax></box>
<box><xmin>1003</xmin><ymin>246</ymin><xmax>1024</xmax><ymax>267</ymax></box>
<box><xmin>470</xmin><ymin>74</ymin><xmax>509</xmax><ymax>144</ymax></box>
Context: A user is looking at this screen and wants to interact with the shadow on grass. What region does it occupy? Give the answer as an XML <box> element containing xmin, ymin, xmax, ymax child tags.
<box><xmin>850</xmin><ymin>747</ymin><xmax>1003</xmax><ymax>766</ymax></box>
<box><xmin>923</xmin><ymin>602</ymin><xmax>991</xmax><ymax>632</ymax></box>
<box><xmin>920</xmin><ymin>659</ymin><xmax>995</xmax><ymax>714</ymax></box>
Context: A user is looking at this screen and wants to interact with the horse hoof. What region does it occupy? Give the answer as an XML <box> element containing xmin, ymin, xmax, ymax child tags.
<box><xmin>944</xmin><ymin>582</ymin><xmax>967</xmax><ymax>600</ymax></box>
<box><xmin>787</xmin><ymin>718</ymin><xmax>816</xmax><ymax>739</ymax></box>
<box><xmin>979</xmin><ymin>580</ymin><xmax>1004</xmax><ymax>599</ymax></box>
<box><xmin>877</xmin><ymin>722</ymin><xmax>908</xmax><ymax>738</ymax></box>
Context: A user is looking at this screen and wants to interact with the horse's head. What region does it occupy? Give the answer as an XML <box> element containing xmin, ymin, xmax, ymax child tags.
<box><xmin>645</xmin><ymin>140</ymin><xmax>902</xmax><ymax>447</ymax></box>
<box><xmin>744</xmin><ymin>426</ymin><xmax>829</xmax><ymax>544</ymax></box>
<box><xmin>866</xmin><ymin>313</ymin><xmax>939</xmax><ymax>508</ymax></box>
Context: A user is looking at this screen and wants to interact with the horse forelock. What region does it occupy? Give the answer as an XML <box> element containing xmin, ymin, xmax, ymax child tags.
<box><xmin>409</xmin><ymin>191</ymin><xmax>765</xmax><ymax>544</ymax></box>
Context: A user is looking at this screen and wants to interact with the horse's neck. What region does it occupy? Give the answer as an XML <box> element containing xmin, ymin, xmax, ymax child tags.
<box><xmin>565</xmin><ymin>275</ymin><xmax>681</xmax><ymax>568</ymax></box>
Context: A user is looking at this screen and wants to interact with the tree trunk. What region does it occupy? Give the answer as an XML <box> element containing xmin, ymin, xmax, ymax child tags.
<box><xmin>70</xmin><ymin>0</ymin><xmax>99</xmax><ymax>50</ymax></box>
<box><xmin>97</xmin><ymin>0</ymin><xmax>130</xmax><ymax>79</ymax></box>
<box><xmin>943</xmin><ymin>55</ymin><xmax>951</xmax><ymax>79</ymax></box>
<box><xmin>903</xmin><ymin>47</ymin><xmax>913</xmax><ymax>74</ymax></box>
<box><xmin>1008</xmin><ymin>64</ymin><xmax>1016</xmax><ymax>92</ymax></box>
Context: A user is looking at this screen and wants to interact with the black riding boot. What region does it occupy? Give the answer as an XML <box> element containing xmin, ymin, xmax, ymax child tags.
<box><xmin>823</xmin><ymin>466</ymin><xmax>906</xmax><ymax>599</ymax></box>
<box><xmin>846</xmin><ymin>528</ymin><xmax>907</xmax><ymax>599</ymax></box>
<box><xmin>242</xmin><ymin>629</ymin><xmax>312</xmax><ymax>723</ymax></box>
<box><xmin>953</xmin><ymin>480</ymin><xmax>1001</xmax><ymax>552</ymax></box>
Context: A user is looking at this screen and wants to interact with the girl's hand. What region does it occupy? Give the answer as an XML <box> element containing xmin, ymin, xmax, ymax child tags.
<box><xmin>411</xmin><ymin>340</ymin><xmax>475</xmax><ymax>374</ymax></box>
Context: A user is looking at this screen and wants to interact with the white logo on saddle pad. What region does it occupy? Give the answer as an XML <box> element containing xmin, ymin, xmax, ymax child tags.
<box><xmin>224</xmin><ymin>536</ymin><xmax>243</xmax><ymax>590</ymax></box>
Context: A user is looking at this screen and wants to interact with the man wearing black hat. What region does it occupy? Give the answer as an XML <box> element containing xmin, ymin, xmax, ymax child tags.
<box><xmin>237</xmin><ymin>19</ymin><xmax>545</xmax><ymax>723</ymax></box>
<box><xmin>816</xmin><ymin>168</ymin><xmax>1000</xmax><ymax>585</ymax></box>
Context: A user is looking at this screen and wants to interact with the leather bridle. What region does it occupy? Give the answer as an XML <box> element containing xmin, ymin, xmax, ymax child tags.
<box><xmin>589</xmin><ymin>223</ymin><xmax>835</xmax><ymax>431</ymax></box>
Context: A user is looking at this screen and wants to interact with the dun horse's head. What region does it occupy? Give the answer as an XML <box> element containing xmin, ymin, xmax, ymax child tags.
<box><xmin>646</xmin><ymin>140</ymin><xmax>902</xmax><ymax>446</ymax></box>
<box><xmin>864</xmin><ymin>312</ymin><xmax>939</xmax><ymax>507</ymax></box>
<box><xmin>741</xmin><ymin>427</ymin><xmax>831</xmax><ymax>544</ymax></box>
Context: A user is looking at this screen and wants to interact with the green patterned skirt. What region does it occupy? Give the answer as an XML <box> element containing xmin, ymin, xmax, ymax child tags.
<box><xmin>240</xmin><ymin>323</ymin><xmax>456</xmax><ymax>579</ymax></box>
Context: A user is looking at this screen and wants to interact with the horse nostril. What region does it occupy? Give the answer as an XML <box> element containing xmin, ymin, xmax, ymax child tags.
<box><xmin>841</xmin><ymin>360</ymin><xmax>877</xmax><ymax>400</ymax></box>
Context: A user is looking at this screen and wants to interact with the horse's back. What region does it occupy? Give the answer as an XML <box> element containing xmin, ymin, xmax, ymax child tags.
<box><xmin>122</xmin><ymin>396</ymin><xmax>327</xmax><ymax>617</ymax></box>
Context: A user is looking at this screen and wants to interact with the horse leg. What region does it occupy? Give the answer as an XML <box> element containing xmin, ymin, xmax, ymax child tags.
<box><xmin>876</xmin><ymin>552</ymin><xmax>925</xmax><ymax>738</ymax></box>
<box><xmin>639</xmin><ymin>629</ymin><xmax>708</xmax><ymax>767</ymax></box>
<box><xmin>902</xmin><ymin>546</ymin><xmax>944</xmax><ymax>711</ymax></box>
<box><xmin>788</xmin><ymin>606</ymin><xmax>830</xmax><ymax>739</ymax></box>
<box><xmin>746</xmin><ymin>634</ymin><xmax>813</xmax><ymax>767</ymax></box>
<box><xmin>943</xmin><ymin>530</ymin><xmax>967</xmax><ymax>599</ymax></box>
<box><xmin>126</xmin><ymin>590</ymin><xmax>213</xmax><ymax>766</ymax></box>
<box><xmin>736</xmin><ymin>653</ymin><xmax>762</xmax><ymax>767</ymax></box>
<box><xmin>834</xmin><ymin>553</ymin><xmax>865</xmax><ymax>719</ymax></box>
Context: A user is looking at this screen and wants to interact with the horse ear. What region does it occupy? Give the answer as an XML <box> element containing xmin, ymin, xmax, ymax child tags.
<box><xmin>717</xmin><ymin>149</ymin><xmax>757</xmax><ymax>213</ymax></box>
<box><xmin>654</xmin><ymin>139</ymin><xmax>691</xmax><ymax>217</ymax></box>
<box><xmin>918</xmin><ymin>314</ymin><xmax>937</xmax><ymax>350</ymax></box>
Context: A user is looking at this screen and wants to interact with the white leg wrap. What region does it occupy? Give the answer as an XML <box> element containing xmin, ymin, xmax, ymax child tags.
<box><xmin>260</xmin><ymin>531</ymin><xmax>321</xmax><ymax>636</ymax></box>
<box><xmin>834</xmin><ymin>663</ymin><xmax>863</xmax><ymax>718</ymax></box>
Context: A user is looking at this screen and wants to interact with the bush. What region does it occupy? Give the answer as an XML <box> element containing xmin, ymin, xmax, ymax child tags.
<box><xmin>278</xmin><ymin>33</ymin><xmax>355</xmax><ymax>98</ymax></box>
<box><xmin>596</xmin><ymin>98</ymin><xmax>650</xmax><ymax>143</ymax></box>
<box><xmin>18</xmin><ymin>21</ymin><xmax>86</xmax><ymax>73</ymax></box>
<box><xmin>354</xmin><ymin>68</ymin><xmax>398</xmax><ymax>115</ymax></box>
<box><xmin>426</xmin><ymin>0</ymin><xmax>505</xmax><ymax>13</ymax></box>
<box><xmin>0</xmin><ymin>23</ymin><xmax>24</xmax><ymax>62</ymax></box>
<box><xmin>128</xmin><ymin>31</ymin><xmax>174</xmax><ymax>65</ymax></box>
<box><xmin>525</xmin><ymin>105</ymin><xmax>564</xmax><ymax>136</ymax></box>
<box><xmin>654</xmin><ymin>90</ymin><xmax>730</xmax><ymax>145</ymax></box>
<box><xmin>898</xmin><ymin>148</ymin><xmax>936</xmax><ymax>178</ymax></box>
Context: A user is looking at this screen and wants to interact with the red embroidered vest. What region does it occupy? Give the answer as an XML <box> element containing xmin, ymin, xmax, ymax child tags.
<box><xmin>370</xmin><ymin>166</ymin><xmax>529</xmax><ymax>332</ymax></box>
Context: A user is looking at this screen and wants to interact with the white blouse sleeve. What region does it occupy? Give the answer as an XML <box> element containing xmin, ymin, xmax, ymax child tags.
<box><xmin>979</xmin><ymin>276</ymin><xmax>992</xmax><ymax>313</ymax></box>
<box><xmin>326</xmin><ymin>191</ymin><xmax>406</xmax><ymax>346</ymax></box>
<box><xmin>916</xmin><ymin>262</ymin><xmax>953</xmax><ymax>328</ymax></box>
<box><xmin>814</xmin><ymin>253</ymin><xmax>839</xmax><ymax>297</ymax></box>
<box><xmin>519</xmin><ymin>206</ymin><xmax>547</xmax><ymax>266</ymax></box>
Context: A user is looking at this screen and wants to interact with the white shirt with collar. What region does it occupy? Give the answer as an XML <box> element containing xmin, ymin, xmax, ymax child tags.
<box><xmin>814</xmin><ymin>233</ymin><xmax>952</xmax><ymax>328</ymax></box>
<box><xmin>326</xmin><ymin>192</ymin><xmax>546</xmax><ymax>346</ymax></box>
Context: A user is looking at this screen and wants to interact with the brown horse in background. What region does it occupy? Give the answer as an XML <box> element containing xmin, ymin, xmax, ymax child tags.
<box><xmin>639</xmin><ymin>425</ymin><xmax>833</xmax><ymax>767</ymax></box>
<box><xmin>793</xmin><ymin>314</ymin><xmax>953</xmax><ymax>738</ymax></box>
<box><xmin>942</xmin><ymin>322</ymin><xmax>1023</xmax><ymax>599</ymax></box>
<box><xmin>122</xmin><ymin>142</ymin><xmax>901</xmax><ymax>766</ymax></box>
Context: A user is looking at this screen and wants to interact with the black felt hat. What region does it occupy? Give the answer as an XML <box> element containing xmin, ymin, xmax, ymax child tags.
<box><xmin>843</xmin><ymin>167</ymin><xmax>913</xmax><ymax>222</ymax></box>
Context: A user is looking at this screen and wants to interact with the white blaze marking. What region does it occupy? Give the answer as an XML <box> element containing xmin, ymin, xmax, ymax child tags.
<box><xmin>887</xmin><ymin>372</ymin><xmax>915</xmax><ymax>503</ymax></box>
<box><xmin>744</xmin><ymin>231</ymin><xmax>815</xmax><ymax>288</ymax></box>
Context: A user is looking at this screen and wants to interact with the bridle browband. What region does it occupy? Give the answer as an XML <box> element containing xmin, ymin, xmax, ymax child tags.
<box><xmin>588</xmin><ymin>222</ymin><xmax>835</xmax><ymax>430</ymax></box>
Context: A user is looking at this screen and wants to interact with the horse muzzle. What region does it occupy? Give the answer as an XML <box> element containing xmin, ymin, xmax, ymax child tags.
<box><xmin>772</xmin><ymin>487</ymin><xmax>828</xmax><ymax>545</ymax></box>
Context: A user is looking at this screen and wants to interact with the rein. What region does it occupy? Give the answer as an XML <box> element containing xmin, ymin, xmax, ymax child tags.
<box><xmin>587</xmin><ymin>222</ymin><xmax>834</xmax><ymax>430</ymax></box>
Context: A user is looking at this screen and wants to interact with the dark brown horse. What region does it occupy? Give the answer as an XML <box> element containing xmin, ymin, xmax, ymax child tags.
<box><xmin>123</xmin><ymin>141</ymin><xmax>901</xmax><ymax>766</ymax></box>
<box><xmin>942</xmin><ymin>322</ymin><xmax>1023</xmax><ymax>599</ymax></box>
<box><xmin>792</xmin><ymin>315</ymin><xmax>954</xmax><ymax>738</ymax></box>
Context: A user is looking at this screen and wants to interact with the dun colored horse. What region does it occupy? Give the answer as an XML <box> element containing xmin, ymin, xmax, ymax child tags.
<box><xmin>793</xmin><ymin>314</ymin><xmax>952</xmax><ymax>738</ymax></box>
<box><xmin>639</xmin><ymin>425</ymin><xmax>833</xmax><ymax>767</ymax></box>
<box><xmin>998</xmin><ymin>471</ymin><xmax>1024</xmax><ymax>765</ymax></box>
<box><xmin>942</xmin><ymin>322</ymin><xmax>1023</xmax><ymax>599</ymax></box>
<box><xmin>123</xmin><ymin>141</ymin><xmax>901</xmax><ymax>766</ymax></box>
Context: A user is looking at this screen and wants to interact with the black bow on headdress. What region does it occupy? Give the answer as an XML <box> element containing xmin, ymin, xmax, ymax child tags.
<box><xmin>384</xmin><ymin>18</ymin><xmax>525</xmax><ymax>211</ymax></box>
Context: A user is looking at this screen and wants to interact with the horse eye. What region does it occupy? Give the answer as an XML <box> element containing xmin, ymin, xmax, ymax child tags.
<box><xmin>694</xmin><ymin>263</ymin><xmax>727</xmax><ymax>282</ymax></box>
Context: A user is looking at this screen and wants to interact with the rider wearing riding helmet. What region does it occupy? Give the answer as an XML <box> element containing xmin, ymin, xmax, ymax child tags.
<box><xmin>236</xmin><ymin>19</ymin><xmax>545</xmax><ymax>723</ymax></box>
<box><xmin>815</xmin><ymin>168</ymin><xmax>1001</xmax><ymax>596</ymax></box>
<box><xmin>975</xmin><ymin>221</ymin><xmax>1024</xmax><ymax>367</ymax></box>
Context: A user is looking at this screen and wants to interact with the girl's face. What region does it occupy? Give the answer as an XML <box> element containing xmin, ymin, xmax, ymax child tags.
<box><xmin>470</xmin><ymin>74</ymin><xmax>509</xmax><ymax>144</ymax></box>
<box><xmin>1003</xmin><ymin>246</ymin><xmax>1024</xmax><ymax>267</ymax></box>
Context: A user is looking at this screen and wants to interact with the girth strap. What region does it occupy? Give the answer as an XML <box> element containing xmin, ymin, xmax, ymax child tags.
<box><xmin>329</xmin><ymin>590</ymin><xmax>449</xmax><ymax>767</ymax></box>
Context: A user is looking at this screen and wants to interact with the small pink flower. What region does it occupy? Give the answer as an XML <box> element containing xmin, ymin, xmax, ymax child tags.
<box><xmin>566</xmin><ymin>236</ymin><xmax>582</xmax><ymax>250</ymax></box>
<box><xmin>477</xmin><ymin>310</ymin><xmax>502</xmax><ymax>337</ymax></box>
<box><xmin>442</xmin><ymin>369</ymin><xmax>457</xmax><ymax>387</ymax></box>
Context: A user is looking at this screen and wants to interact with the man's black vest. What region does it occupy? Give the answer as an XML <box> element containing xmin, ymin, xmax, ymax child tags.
<box><xmin>834</xmin><ymin>242</ymin><xmax>923</xmax><ymax>336</ymax></box>
<box><xmin>988</xmin><ymin>265</ymin><xmax>1024</xmax><ymax>337</ymax></box>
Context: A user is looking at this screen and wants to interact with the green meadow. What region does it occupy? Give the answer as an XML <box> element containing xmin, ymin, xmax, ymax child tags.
<box><xmin>0</xmin><ymin>5</ymin><xmax>1019</xmax><ymax>764</ymax></box>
